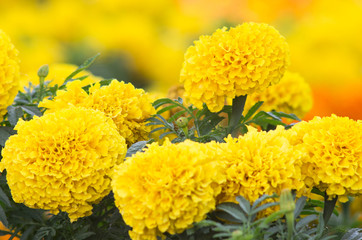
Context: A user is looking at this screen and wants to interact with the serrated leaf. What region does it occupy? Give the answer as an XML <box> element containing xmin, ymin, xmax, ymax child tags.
<box><xmin>243</xmin><ymin>101</ymin><xmax>263</xmax><ymax>122</ymax></box>
<box><xmin>7</xmin><ymin>106</ymin><xmax>23</xmax><ymax>126</ymax></box>
<box><xmin>341</xmin><ymin>228</ymin><xmax>362</xmax><ymax>240</ymax></box>
<box><xmin>0</xmin><ymin>127</ymin><xmax>16</xmax><ymax>146</ymax></box>
<box><xmin>250</xmin><ymin>202</ymin><xmax>279</xmax><ymax>215</ymax></box>
<box><xmin>294</xmin><ymin>196</ymin><xmax>307</xmax><ymax>217</ymax></box>
<box><xmin>0</xmin><ymin>205</ymin><xmax>8</xmax><ymax>228</ymax></box>
<box><xmin>235</xmin><ymin>196</ymin><xmax>251</xmax><ymax>215</ymax></box>
<box><xmin>126</xmin><ymin>141</ymin><xmax>148</xmax><ymax>158</ymax></box>
<box><xmin>295</xmin><ymin>215</ymin><xmax>318</xmax><ymax>231</ymax></box>
<box><xmin>0</xmin><ymin>188</ymin><xmax>12</xmax><ymax>207</ymax></box>
<box><xmin>20</xmin><ymin>105</ymin><xmax>42</xmax><ymax>117</ymax></box>
<box><xmin>64</xmin><ymin>53</ymin><xmax>100</xmax><ymax>83</ymax></box>
<box><xmin>159</xmin><ymin>131</ymin><xmax>175</xmax><ymax>140</ymax></box>
<box><xmin>216</xmin><ymin>202</ymin><xmax>248</xmax><ymax>223</ymax></box>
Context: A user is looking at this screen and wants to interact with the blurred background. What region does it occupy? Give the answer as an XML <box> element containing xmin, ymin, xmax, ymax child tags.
<box><xmin>0</xmin><ymin>0</ymin><xmax>361</xmax><ymax>120</ymax></box>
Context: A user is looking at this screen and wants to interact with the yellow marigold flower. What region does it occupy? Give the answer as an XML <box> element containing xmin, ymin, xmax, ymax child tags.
<box><xmin>0</xmin><ymin>29</ymin><xmax>20</xmax><ymax>121</ymax></box>
<box><xmin>218</xmin><ymin>126</ymin><xmax>305</xmax><ymax>205</ymax></box>
<box><xmin>0</xmin><ymin>107</ymin><xmax>127</xmax><ymax>221</ymax></box>
<box><xmin>40</xmin><ymin>80</ymin><xmax>155</xmax><ymax>146</ymax></box>
<box><xmin>244</xmin><ymin>71</ymin><xmax>313</xmax><ymax>118</ymax></box>
<box><xmin>112</xmin><ymin>139</ymin><xmax>225</xmax><ymax>239</ymax></box>
<box><xmin>289</xmin><ymin>115</ymin><xmax>362</xmax><ymax>202</ymax></box>
<box><xmin>180</xmin><ymin>22</ymin><xmax>289</xmax><ymax>112</ymax></box>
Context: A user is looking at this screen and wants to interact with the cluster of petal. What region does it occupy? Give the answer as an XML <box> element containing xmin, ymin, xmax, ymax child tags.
<box><xmin>180</xmin><ymin>22</ymin><xmax>289</xmax><ymax>112</ymax></box>
<box><xmin>40</xmin><ymin>80</ymin><xmax>155</xmax><ymax>146</ymax></box>
<box><xmin>112</xmin><ymin>139</ymin><xmax>225</xmax><ymax>240</ymax></box>
<box><xmin>0</xmin><ymin>107</ymin><xmax>127</xmax><ymax>221</ymax></box>
<box><xmin>288</xmin><ymin>115</ymin><xmax>362</xmax><ymax>202</ymax></box>
<box><xmin>0</xmin><ymin>29</ymin><xmax>20</xmax><ymax>121</ymax></box>
<box><xmin>244</xmin><ymin>71</ymin><xmax>313</xmax><ymax>118</ymax></box>
<box><xmin>218</xmin><ymin>127</ymin><xmax>305</xmax><ymax>205</ymax></box>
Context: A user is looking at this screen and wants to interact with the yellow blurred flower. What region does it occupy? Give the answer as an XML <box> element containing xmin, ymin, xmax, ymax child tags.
<box><xmin>218</xmin><ymin>126</ymin><xmax>305</xmax><ymax>204</ymax></box>
<box><xmin>0</xmin><ymin>107</ymin><xmax>127</xmax><ymax>221</ymax></box>
<box><xmin>289</xmin><ymin>115</ymin><xmax>362</xmax><ymax>202</ymax></box>
<box><xmin>40</xmin><ymin>80</ymin><xmax>155</xmax><ymax>146</ymax></box>
<box><xmin>112</xmin><ymin>139</ymin><xmax>225</xmax><ymax>239</ymax></box>
<box><xmin>21</xmin><ymin>63</ymin><xmax>102</xmax><ymax>89</ymax></box>
<box><xmin>180</xmin><ymin>22</ymin><xmax>289</xmax><ymax>112</ymax></box>
<box><xmin>0</xmin><ymin>29</ymin><xmax>20</xmax><ymax>121</ymax></box>
<box><xmin>244</xmin><ymin>71</ymin><xmax>313</xmax><ymax>118</ymax></box>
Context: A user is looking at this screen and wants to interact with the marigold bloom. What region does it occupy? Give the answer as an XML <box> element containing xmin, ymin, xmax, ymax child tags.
<box><xmin>0</xmin><ymin>29</ymin><xmax>20</xmax><ymax>121</ymax></box>
<box><xmin>244</xmin><ymin>71</ymin><xmax>313</xmax><ymax>118</ymax></box>
<box><xmin>40</xmin><ymin>80</ymin><xmax>155</xmax><ymax>146</ymax></box>
<box><xmin>180</xmin><ymin>22</ymin><xmax>289</xmax><ymax>112</ymax></box>
<box><xmin>112</xmin><ymin>139</ymin><xmax>225</xmax><ymax>239</ymax></box>
<box><xmin>218</xmin><ymin>127</ymin><xmax>305</xmax><ymax>204</ymax></box>
<box><xmin>289</xmin><ymin>115</ymin><xmax>362</xmax><ymax>202</ymax></box>
<box><xmin>0</xmin><ymin>107</ymin><xmax>127</xmax><ymax>221</ymax></box>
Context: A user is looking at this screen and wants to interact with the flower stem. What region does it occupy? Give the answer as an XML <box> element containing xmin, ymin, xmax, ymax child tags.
<box><xmin>229</xmin><ymin>95</ymin><xmax>247</xmax><ymax>137</ymax></box>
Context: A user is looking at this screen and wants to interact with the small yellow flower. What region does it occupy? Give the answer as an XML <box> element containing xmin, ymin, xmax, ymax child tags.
<box><xmin>112</xmin><ymin>139</ymin><xmax>225</xmax><ymax>239</ymax></box>
<box><xmin>40</xmin><ymin>80</ymin><xmax>155</xmax><ymax>146</ymax></box>
<box><xmin>244</xmin><ymin>71</ymin><xmax>313</xmax><ymax>118</ymax></box>
<box><xmin>289</xmin><ymin>115</ymin><xmax>362</xmax><ymax>202</ymax></box>
<box><xmin>0</xmin><ymin>29</ymin><xmax>20</xmax><ymax>121</ymax></box>
<box><xmin>180</xmin><ymin>22</ymin><xmax>289</xmax><ymax>112</ymax></box>
<box><xmin>0</xmin><ymin>107</ymin><xmax>127</xmax><ymax>221</ymax></box>
<box><xmin>218</xmin><ymin>126</ymin><xmax>305</xmax><ymax>204</ymax></box>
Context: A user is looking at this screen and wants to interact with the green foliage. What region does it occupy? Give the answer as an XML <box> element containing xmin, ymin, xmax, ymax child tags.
<box><xmin>148</xmin><ymin>97</ymin><xmax>300</xmax><ymax>143</ymax></box>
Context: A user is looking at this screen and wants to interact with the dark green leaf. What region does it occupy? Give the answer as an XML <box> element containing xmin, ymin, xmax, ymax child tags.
<box><xmin>156</xmin><ymin>104</ymin><xmax>178</xmax><ymax>115</ymax></box>
<box><xmin>63</xmin><ymin>53</ymin><xmax>100</xmax><ymax>84</ymax></box>
<box><xmin>243</xmin><ymin>101</ymin><xmax>263</xmax><ymax>122</ymax></box>
<box><xmin>20</xmin><ymin>226</ymin><xmax>36</xmax><ymax>240</ymax></box>
<box><xmin>20</xmin><ymin>105</ymin><xmax>42</xmax><ymax>117</ymax></box>
<box><xmin>0</xmin><ymin>187</ymin><xmax>12</xmax><ymax>207</ymax></box>
<box><xmin>7</xmin><ymin>106</ymin><xmax>23</xmax><ymax>126</ymax></box>
<box><xmin>216</xmin><ymin>202</ymin><xmax>247</xmax><ymax>223</ymax></box>
<box><xmin>341</xmin><ymin>228</ymin><xmax>362</xmax><ymax>240</ymax></box>
<box><xmin>126</xmin><ymin>141</ymin><xmax>148</xmax><ymax>158</ymax></box>
<box><xmin>270</xmin><ymin>110</ymin><xmax>301</xmax><ymax>121</ymax></box>
<box><xmin>294</xmin><ymin>196</ymin><xmax>307</xmax><ymax>217</ymax></box>
<box><xmin>295</xmin><ymin>215</ymin><xmax>318</xmax><ymax>231</ymax></box>
<box><xmin>0</xmin><ymin>127</ymin><xmax>16</xmax><ymax>146</ymax></box>
<box><xmin>0</xmin><ymin>205</ymin><xmax>8</xmax><ymax>227</ymax></box>
<box><xmin>169</xmin><ymin>110</ymin><xmax>188</xmax><ymax>123</ymax></box>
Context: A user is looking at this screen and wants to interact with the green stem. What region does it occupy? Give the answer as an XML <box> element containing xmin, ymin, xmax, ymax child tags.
<box><xmin>229</xmin><ymin>95</ymin><xmax>247</xmax><ymax>137</ymax></box>
<box><xmin>323</xmin><ymin>194</ymin><xmax>338</xmax><ymax>225</ymax></box>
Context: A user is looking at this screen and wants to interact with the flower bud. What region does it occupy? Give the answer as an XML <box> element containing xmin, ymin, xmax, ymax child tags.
<box><xmin>37</xmin><ymin>64</ymin><xmax>49</xmax><ymax>79</ymax></box>
<box><xmin>176</xmin><ymin>117</ymin><xmax>188</xmax><ymax>128</ymax></box>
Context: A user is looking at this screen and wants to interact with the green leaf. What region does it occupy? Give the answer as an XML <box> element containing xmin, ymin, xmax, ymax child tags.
<box><xmin>294</xmin><ymin>196</ymin><xmax>307</xmax><ymax>217</ymax></box>
<box><xmin>341</xmin><ymin>228</ymin><xmax>362</xmax><ymax>240</ymax></box>
<box><xmin>82</xmin><ymin>78</ymin><xmax>113</xmax><ymax>93</ymax></box>
<box><xmin>156</xmin><ymin>104</ymin><xmax>178</xmax><ymax>115</ymax></box>
<box><xmin>7</xmin><ymin>106</ymin><xmax>23</xmax><ymax>126</ymax></box>
<box><xmin>20</xmin><ymin>226</ymin><xmax>36</xmax><ymax>240</ymax></box>
<box><xmin>20</xmin><ymin>105</ymin><xmax>42</xmax><ymax>117</ymax></box>
<box><xmin>0</xmin><ymin>187</ymin><xmax>12</xmax><ymax>207</ymax></box>
<box><xmin>270</xmin><ymin>110</ymin><xmax>301</xmax><ymax>121</ymax></box>
<box><xmin>235</xmin><ymin>196</ymin><xmax>251</xmax><ymax>215</ymax></box>
<box><xmin>295</xmin><ymin>215</ymin><xmax>318</xmax><ymax>232</ymax></box>
<box><xmin>126</xmin><ymin>141</ymin><xmax>148</xmax><ymax>158</ymax></box>
<box><xmin>0</xmin><ymin>127</ymin><xmax>16</xmax><ymax>146</ymax></box>
<box><xmin>252</xmin><ymin>194</ymin><xmax>277</xmax><ymax>209</ymax></box>
<box><xmin>0</xmin><ymin>205</ymin><xmax>8</xmax><ymax>227</ymax></box>
<box><xmin>169</xmin><ymin>110</ymin><xmax>188</xmax><ymax>123</ymax></box>
<box><xmin>216</xmin><ymin>202</ymin><xmax>248</xmax><ymax>223</ymax></box>
<box><xmin>159</xmin><ymin>131</ymin><xmax>175</xmax><ymax>140</ymax></box>
<box><xmin>251</xmin><ymin>202</ymin><xmax>279</xmax><ymax>216</ymax></box>
<box><xmin>63</xmin><ymin>53</ymin><xmax>100</xmax><ymax>84</ymax></box>
<box><xmin>149</xmin><ymin>126</ymin><xmax>169</xmax><ymax>134</ymax></box>
<box><xmin>243</xmin><ymin>101</ymin><xmax>263</xmax><ymax>122</ymax></box>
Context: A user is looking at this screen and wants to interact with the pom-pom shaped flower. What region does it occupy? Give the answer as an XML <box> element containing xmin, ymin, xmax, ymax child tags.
<box><xmin>244</xmin><ymin>71</ymin><xmax>313</xmax><ymax>118</ymax></box>
<box><xmin>0</xmin><ymin>29</ymin><xmax>20</xmax><ymax>121</ymax></box>
<box><xmin>218</xmin><ymin>126</ymin><xmax>305</xmax><ymax>204</ymax></box>
<box><xmin>40</xmin><ymin>80</ymin><xmax>155</xmax><ymax>146</ymax></box>
<box><xmin>289</xmin><ymin>115</ymin><xmax>362</xmax><ymax>202</ymax></box>
<box><xmin>180</xmin><ymin>22</ymin><xmax>289</xmax><ymax>112</ymax></box>
<box><xmin>0</xmin><ymin>107</ymin><xmax>127</xmax><ymax>221</ymax></box>
<box><xmin>112</xmin><ymin>140</ymin><xmax>225</xmax><ymax>240</ymax></box>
